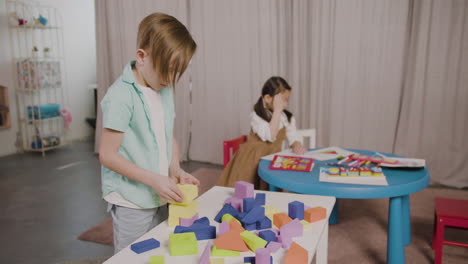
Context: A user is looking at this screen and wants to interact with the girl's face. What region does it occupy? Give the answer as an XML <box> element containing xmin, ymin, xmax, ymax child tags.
<box><xmin>264</xmin><ymin>90</ymin><xmax>291</xmax><ymax>111</ymax></box>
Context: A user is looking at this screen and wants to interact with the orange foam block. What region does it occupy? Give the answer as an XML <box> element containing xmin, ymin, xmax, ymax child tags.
<box><xmin>214</xmin><ymin>230</ymin><xmax>249</xmax><ymax>252</ymax></box>
<box><xmin>304</xmin><ymin>207</ymin><xmax>326</xmax><ymax>223</ymax></box>
<box><xmin>229</xmin><ymin>218</ymin><xmax>245</xmax><ymax>232</ymax></box>
<box><xmin>273</xmin><ymin>212</ymin><xmax>292</xmax><ymax>228</ymax></box>
<box><xmin>284</xmin><ymin>242</ymin><xmax>308</xmax><ymax>264</ymax></box>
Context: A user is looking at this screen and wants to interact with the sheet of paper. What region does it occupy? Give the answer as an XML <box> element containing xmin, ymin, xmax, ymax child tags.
<box><xmin>319</xmin><ymin>168</ymin><xmax>389</xmax><ymax>186</ymax></box>
<box><xmin>261</xmin><ymin>147</ymin><xmax>357</xmax><ymax>161</ymax></box>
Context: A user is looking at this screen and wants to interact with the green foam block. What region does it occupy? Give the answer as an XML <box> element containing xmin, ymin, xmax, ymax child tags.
<box><xmin>149</xmin><ymin>255</ymin><xmax>164</xmax><ymax>264</ymax></box>
<box><xmin>211</xmin><ymin>245</ymin><xmax>241</xmax><ymax>257</ymax></box>
<box><xmin>169</xmin><ymin>232</ymin><xmax>198</xmax><ymax>256</ymax></box>
<box><xmin>240</xmin><ymin>231</ymin><xmax>267</xmax><ymax>252</ymax></box>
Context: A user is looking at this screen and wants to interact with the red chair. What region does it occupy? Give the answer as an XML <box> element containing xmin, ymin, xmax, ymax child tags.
<box><xmin>223</xmin><ymin>135</ymin><xmax>247</xmax><ymax>168</ymax></box>
<box><xmin>432</xmin><ymin>197</ymin><xmax>468</xmax><ymax>264</ymax></box>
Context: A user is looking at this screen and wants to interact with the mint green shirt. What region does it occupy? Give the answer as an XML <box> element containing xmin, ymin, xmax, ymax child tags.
<box><xmin>100</xmin><ymin>61</ymin><xmax>175</xmax><ymax>209</ymax></box>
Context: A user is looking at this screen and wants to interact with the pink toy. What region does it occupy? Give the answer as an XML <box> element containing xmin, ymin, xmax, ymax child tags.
<box><xmin>199</xmin><ymin>241</ymin><xmax>212</xmax><ymax>264</ymax></box>
<box><xmin>280</xmin><ymin>219</ymin><xmax>303</xmax><ymax>240</ymax></box>
<box><xmin>218</xmin><ymin>221</ymin><xmax>230</xmax><ymax>236</ymax></box>
<box><xmin>61</xmin><ymin>109</ymin><xmax>72</xmax><ymax>129</ymax></box>
<box><xmin>234</xmin><ymin>181</ymin><xmax>254</xmax><ymax>199</ymax></box>
<box><xmin>180</xmin><ymin>213</ymin><xmax>199</xmax><ymax>227</ymax></box>
<box><xmin>266</xmin><ymin>241</ymin><xmax>282</xmax><ymax>253</ymax></box>
<box><xmin>277</xmin><ymin>234</ymin><xmax>293</xmax><ymax>248</ymax></box>
<box><xmin>255</xmin><ymin>248</ymin><xmax>271</xmax><ymax>264</ymax></box>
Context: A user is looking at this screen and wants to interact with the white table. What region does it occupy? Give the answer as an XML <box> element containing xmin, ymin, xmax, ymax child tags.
<box><xmin>104</xmin><ymin>186</ymin><xmax>336</xmax><ymax>264</ymax></box>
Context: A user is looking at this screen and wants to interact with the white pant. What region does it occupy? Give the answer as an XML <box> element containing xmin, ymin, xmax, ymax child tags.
<box><xmin>109</xmin><ymin>203</ymin><xmax>168</xmax><ymax>253</ymax></box>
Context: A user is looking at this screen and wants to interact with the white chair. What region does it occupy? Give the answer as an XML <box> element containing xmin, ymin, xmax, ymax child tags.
<box><xmin>282</xmin><ymin>128</ymin><xmax>317</xmax><ymax>150</ymax></box>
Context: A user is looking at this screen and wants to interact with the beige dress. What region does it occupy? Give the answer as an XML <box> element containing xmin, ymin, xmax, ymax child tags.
<box><xmin>217</xmin><ymin>128</ymin><xmax>287</xmax><ymax>190</ymax></box>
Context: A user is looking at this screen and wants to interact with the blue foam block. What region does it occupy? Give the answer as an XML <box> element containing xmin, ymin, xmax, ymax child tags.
<box><xmin>130</xmin><ymin>238</ymin><xmax>160</xmax><ymax>254</ymax></box>
<box><xmin>214</xmin><ymin>204</ymin><xmax>239</xmax><ymax>223</ymax></box>
<box><xmin>244</xmin><ymin>222</ymin><xmax>257</xmax><ymax>231</ymax></box>
<box><xmin>244</xmin><ymin>256</ymin><xmax>272</xmax><ymax>264</ymax></box>
<box><xmin>255</xmin><ymin>193</ymin><xmax>266</xmax><ymax>207</ymax></box>
<box><xmin>242</xmin><ymin>206</ymin><xmax>265</xmax><ymax>224</ymax></box>
<box><xmin>256</xmin><ymin>216</ymin><xmax>272</xmax><ymax>230</ymax></box>
<box><xmin>174</xmin><ymin>223</ymin><xmax>216</xmax><ymax>240</ymax></box>
<box><xmin>238</xmin><ymin>212</ymin><xmax>247</xmax><ymax>220</ymax></box>
<box><xmin>243</xmin><ymin>197</ymin><xmax>256</xmax><ymax>213</ymax></box>
<box><xmin>259</xmin><ymin>230</ymin><xmax>276</xmax><ymax>243</ymax></box>
<box><xmin>288</xmin><ymin>201</ymin><xmax>305</xmax><ymax>220</ymax></box>
<box><xmin>193</xmin><ymin>216</ymin><xmax>210</xmax><ymax>225</ymax></box>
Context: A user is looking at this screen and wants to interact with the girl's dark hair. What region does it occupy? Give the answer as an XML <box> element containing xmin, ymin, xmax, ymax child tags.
<box><xmin>254</xmin><ymin>76</ymin><xmax>293</xmax><ymax>123</ymax></box>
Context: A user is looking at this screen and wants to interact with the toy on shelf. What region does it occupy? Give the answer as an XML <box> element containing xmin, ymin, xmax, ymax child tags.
<box><xmin>269</xmin><ymin>155</ymin><xmax>314</xmax><ymax>172</ymax></box>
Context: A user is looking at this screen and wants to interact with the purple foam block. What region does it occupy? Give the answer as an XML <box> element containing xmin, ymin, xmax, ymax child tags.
<box><xmin>199</xmin><ymin>241</ymin><xmax>212</xmax><ymax>264</ymax></box>
<box><xmin>279</xmin><ymin>218</ymin><xmax>303</xmax><ymax>240</ymax></box>
<box><xmin>180</xmin><ymin>213</ymin><xmax>199</xmax><ymax>227</ymax></box>
<box><xmin>225</xmin><ymin>197</ymin><xmax>234</xmax><ymax>204</ymax></box>
<box><xmin>288</xmin><ymin>201</ymin><xmax>304</xmax><ymax>220</ymax></box>
<box><xmin>243</xmin><ymin>197</ymin><xmax>256</xmax><ymax>213</ymax></box>
<box><xmin>219</xmin><ymin>220</ymin><xmax>230</xmax><ymax>236</ymax></box>
<box><xmin>277</xmin><ymin>234</ymin><xmax>293</xmax><ymax>249</ymax></box>
<box><xmin>235</xmin><ymin>181</ymin><xmax>254</xmax><ymax>199</ymax></box>
<box><xmin>242</xmin><ymin>206</ymin><xmax>265</xmax><ymax>224</ymax></box>
<box><xmin>255</xmin><ymin>248</ymin><xmax>270</xmax><ymax>264</ymax></box>
<box><xmin>266</xmin><ymin>241</ymin><xmax>282</xmax><ymax>253</ymax></box>
<box><xmin>255</xmin><ymin>193</ymin><xmax>266</xmax><ymax>207</ymax></box>
<box><xmin>231</xmin><ymin>197</ymin><xmax>243</xmax><ymax>212</ymax></box>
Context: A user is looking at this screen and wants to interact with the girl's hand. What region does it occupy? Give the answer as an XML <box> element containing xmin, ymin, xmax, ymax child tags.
<box><xmin>150</xmin><ymin>174</ymin><xmax>184</xmax><ymax>202</ymax></box>
<box><xmin>291</xmin><ymin>141</ymin><xmax>306</xmax><ymax>155</ymax></box>
<box><xmin>273</xmin><ymin>94</ymin><xmax>287</xmax><ymax>112</ymax></box>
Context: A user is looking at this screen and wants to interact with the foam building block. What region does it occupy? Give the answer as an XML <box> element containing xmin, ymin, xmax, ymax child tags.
<box><xmin>174</xmin><ymin>223</ymin><xmax>216</xmax><ymax>240</ymax></box>
<box><xmin>300</xmin><ymin>220</ymin><xmax>311</xmax><ymax>229</ymax></box>
<box><xmin>240</xmin><ymin>231</ymin><xmax>267</xmax><ymax>252</ymax></box>
<box><xmin>231</xmin><ymin>197</ymin><xmax>244</xmax><ymax>212</ymax></box>
<box><xmin>277</xmin><ymin>234</ymin><xmax>293</xmax><ymax>248</ymax></box>
<box><xmin>169</xmin><ymin>232</ymin><xmax>198</xmax><ymax>256</ymax></box>
<box><xmin>238</xmin><ymin>212</ymin><xmax>247</xmax><ymax>220</ymax></box>
<box><xmin>219</xmin><ymin>221</ymin><xmax>230</xmax><ymax>236</ymax></box>
<box><xmin>244</xmin><ymin>256</ymin><xmax>256</xmax><ymax>264</ymax></box>
<box><xmin>215</xmin><ymin>204</ymin><xmax>239</xmax><ymax>223</ymax></box>
<box><xmin>221</xmin><ymin>214</ymin><xmax>241</xmax><ymax>225</ymax></box>
<box><xmin>284</xmin><ymin>242</ymin><xmax>308</xmax><ymax>264</ymax></box>
<box><xmin>288</xmin><ymin>201</ymin><xmax>304</xmax><ymax>220</ymax></box>
<box><xmin>258</xmin><ymin>230</ymin><xmax>276</xmax><ymax>243</ymax></box>
<box><xmin>169</xmin><ymin>184</ymin><xmax>198</xmax><ymax>205</ymax></box>
<box><xmin>242</xmin><ymin>206</ymin><xmax>265</xmax><ymax>224</ymax></box>
<box><xmin>211</xmin><ymin>246</ymin><xmax>241</xmax><ymax>257</ymax></box>
<box><xmin>194</xmin><ymin>217</ymin><xmax>210</xmax><ymax>225</ymax></box>
<box><xmin>254</xmin><ymin>228</ymin><xmax>279</xmax><ymax>236</ymax></box>
<box><xmin>304</xmin><ymin>207</ymin><xmax>326</xmax><ymax>223</ymax></box>
<box><xmin>266</xmin><ymin>241</ymin><xmax>282</xmax><ymax>253</ymax></box>
<box><xmin>255</xmin><ymin>248</ymin><xmax>271</xmax><ymax>264</ymax></box>
<box><xmin>234</xmin><ymin>181</ymin><xmax>254</xmax><ymax>199</ymax></box>
<box><xmin>214</xmin><ymin>230</ymin><xmax>249</xmax><ymax>252</ymax></box>
<box><xmin>131</xmin><ymin>238</ymin><xmax>160</xmax><ymax>254</ymax></box>
<box><xmin>168</xmin><ymin>216</ymin><xmax>180</xmax><ymax>228</ymax></box>
<box><xmin>199</xmin><ymin>241</ymin><xmax>212</xmax><ymax>264</ymax></box>
<box><xmin>149</xmin><ymin>255</ymin><xmax>164</xmax><ymax>264</ymax></box>
<box><xmin>280</xmin><ymin>219</ymin><xmax>303</xmax><ymax>240</ymax></box>
<box><xmin>273</xmin><ymin>212</ymin><xmax>292</xmax><ymax>228</ymax></box>
<box><xmin>169</xmin><ymin>200</ymin><xmax>199</xmax><ymax>227</ymax></box>
<box><xmin>210</xmin><ymin>258</ymin><xmax>225</xmax><ymax>264</ymax></box>
<box><xmin>229</xmin><ymin>218</ymin><xmax>245</xmax><ymax>232</ymax></box>
<box><xmin>244</xmin><ymin>222</ymin><xmax>257</xmax><ymax>231</ymax></box>
<box><xmin>255</xmin><ymin>193</ymin><xmax>266</xmax><ymax>207</ymax></box>
<box><xmin>256</xmin><ymin>217</ymin><xmax>272</xmax><ymax>230</ymax></box>
<box><xmin>180</xmin><ymin>213</ymin><xmax>199</xmax><ymax>227</ymax></box>
<box><xmin>243</xmin><ymin>198</ymin><xmax>256</xmax><ymax>212</ymax></box>
<box><xmin>263</xmin><ymin>205</ymin><xmax>281</xmax><ymax>221</ymax></box>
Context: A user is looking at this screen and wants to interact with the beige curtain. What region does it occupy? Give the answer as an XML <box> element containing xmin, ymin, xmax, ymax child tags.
<box><xmin>394</xmin><ymin>0</ymin><xmax>468</xmax><ymax>187</ymax></box>
<box><xmin>94</xmin><ymin>0</ymin><xmax>191</xmax><ymax>160</ymax></box>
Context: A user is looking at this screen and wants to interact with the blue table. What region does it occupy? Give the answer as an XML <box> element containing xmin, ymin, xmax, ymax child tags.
<box><xmin>258</xmin><ymin>149</ymin><xmax>430</xmax><ymax>264</ymax></box>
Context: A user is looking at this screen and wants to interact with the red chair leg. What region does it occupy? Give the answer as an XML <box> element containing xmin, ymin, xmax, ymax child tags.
<box><xmin>432</xmin><ymin>213</ymin><xmax>437</xmax><ymax>250</ymax></box>
<box><xmin>434</xmin><ymin>217</ymin><xmax>445</xmax><ymax>264</ymax></box>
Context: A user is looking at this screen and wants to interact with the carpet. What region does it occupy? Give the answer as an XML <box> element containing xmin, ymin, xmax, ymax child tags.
<box><xmin>78</xmin><ymin>167</ymin><xmax>468</xmax><ymax>263</ymax></box>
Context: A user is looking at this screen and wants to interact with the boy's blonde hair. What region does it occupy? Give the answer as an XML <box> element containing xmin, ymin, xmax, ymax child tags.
<box><xmin>137</xmin><ymin>13</ymin><xmax>196</xmax><ymax>88</ymax></box>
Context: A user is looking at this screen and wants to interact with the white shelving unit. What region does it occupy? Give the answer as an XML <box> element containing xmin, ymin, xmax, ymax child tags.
<box><xmin>7</xmin><ymin>0</ymin><xmax>69</xmax><ymax>156</ymax></box>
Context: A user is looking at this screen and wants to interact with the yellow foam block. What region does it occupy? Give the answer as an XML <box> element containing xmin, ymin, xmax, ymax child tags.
<box><xmin>263</xmin><ymin>205</ymin><xmax>281</xmax><ymax>221</ymax></box>
<box><xmin>168</xmin><ymin>215</ymin><xmax>180</xmax><ymax>228</ymax></box>
<box><xmin>169</xmin><ymin>201</ymin><xmax>199</xmax><ymax>219</ymax></box>
<box><xmin>301</xmin><ymin>220</ymin><xmax>311</xmax><ymax>229</ymax></box>
<box><xmin>169</xmin><ymin>184</ymin><xmax>198</xmax><ymax>205</ymax></box>
<box><xmin>210</xmin><ymin>258</ymin><xmax>225</xmax><ymax>264</ymax></box>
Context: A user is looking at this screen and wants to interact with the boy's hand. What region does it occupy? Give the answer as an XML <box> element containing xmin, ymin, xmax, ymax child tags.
<box><xmin>170</xmin><ymin>167</ymin><xmax>200</xmax><ymax>186</ymax></box>
<box><xmin>291</xmin><ymin>141</ymin><xmax>306</xmax><ymax>155</ymax></box>
<box><xmin>150</xmin><ymin>174</ymin><xmax>184</xmax><ymax>202</ymax></box>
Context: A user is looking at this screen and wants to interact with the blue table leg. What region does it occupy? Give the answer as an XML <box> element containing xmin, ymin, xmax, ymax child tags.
<box><xmin>268</xmin><ymin>184</ymin><xmax>279</xmax><ymax>192</ymax></box>
<box><xmin>329</xmin><ymin>199</ymin><xmax>339</xmax><ymax>225</ymax></box>
<box><xmin>387</xmin><ymin>196</ymin><xmax>405</xmax><ymax>264</ymax></box>
<box><xmin>402</xmin><ymin>195</ymin><xmax>411</xmax><ymax>246</ymax></box>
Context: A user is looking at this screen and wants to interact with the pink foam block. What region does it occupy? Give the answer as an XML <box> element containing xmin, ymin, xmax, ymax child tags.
<box><xmin>234</xmin><ymin>181</ymin><xmax>254</xmax><ymax>199</ymax></box>
<box><xmin>218</xmin><ymin>221</ymin><xmax>230</xmax><ymax>236</ymax></box>
<box><xmin>225</xmin><ymin>197</ymin><xmax>243</xmax><ymax>212</ymax></box>
<box><xmin>266</xmin><ymin>241</ymin><xmax>282</xmax><ymax>253</ymax></box>
<box><xmin>199</xmin><ymin>241</ymin><xmax>212</xmax><ymax>264</ymax></box>
<box><xmin>277</xmin><ymin>234</ymin><xmax>293</xmax><ymax>249</ymax></box>
<box><xmin>180</xmin><ymin>213</ymin><xmax>199</xmax><ymax>227</ymax></box>
<box><xmin>225</xmin><ymin>197</ymin><xmax>234</xmax><ymax>204</ymax></box>
<box><xmin>255</xmin><ymin>247</ymin><xmax>271</xmax><ymax>264</ymax></box>
<box><xmin>280</xmin><ymin>219</ymin><xmax>303</xmax><ymax>240</ymax></box>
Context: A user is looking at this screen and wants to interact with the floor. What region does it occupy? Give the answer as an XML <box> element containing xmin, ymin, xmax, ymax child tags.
<box><xmin>0</xmin><ymin>140</ymin><xmax>221</xmax><ymax>264</ymax></box>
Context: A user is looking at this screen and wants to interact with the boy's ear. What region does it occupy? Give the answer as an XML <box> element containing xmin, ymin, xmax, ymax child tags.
<box><xmin>136</xmin><ymin>49</ymin><xmax>147</xmax><ymax>66</ymax></box>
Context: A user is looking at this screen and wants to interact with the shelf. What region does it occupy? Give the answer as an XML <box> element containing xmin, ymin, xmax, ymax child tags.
<box><xmin>16</xmin><ymin>87</ymin><xmax>62</xmax><ymax>92</ymax></box>
<box><xmin>15</xmin><ymin>57</ymin><xmax>63</xmax><ymax>61</ymax></box>
<box><xmin>10</xmin><ymin>25</ymin><xmax>60</xmax><ymax>30</ymax></box>
<box><xmin>21</xmin><ymin>116</ymin><xmax>62</xmax><ymax>123</ymax></box>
